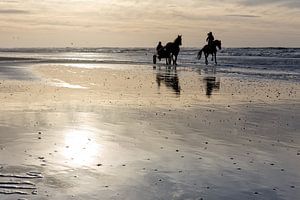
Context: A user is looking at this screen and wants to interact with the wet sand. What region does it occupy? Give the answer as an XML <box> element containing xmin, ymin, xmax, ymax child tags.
<box><xmin>0</xmin><ymin>63</ymin><xmax>299</xmax><ymax>199</ymax></box>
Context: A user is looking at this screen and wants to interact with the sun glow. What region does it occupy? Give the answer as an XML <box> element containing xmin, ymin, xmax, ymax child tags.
<box><xmin>63</xmin><ymin>129</ymin><xmax>101</xmax><ymax>167</ymax></box>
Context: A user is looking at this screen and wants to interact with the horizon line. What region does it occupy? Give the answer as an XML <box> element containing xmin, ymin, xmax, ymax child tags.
<box><xmin>0</xmin><ymin>46</ymin><xmax>299</xmax><ymax>49</ymax></box>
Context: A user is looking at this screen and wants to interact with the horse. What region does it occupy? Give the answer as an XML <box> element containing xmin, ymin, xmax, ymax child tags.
<box><xmin>153</xmin><ymin>35</ymin><xmax>182</xmax><ymax>66</ymax></box>
<box><xmin>165</xmin><ymin>35</ymin><xmax>182</xmax><ymax>65</ymax></box>
<box><xmin>197</xmin><ymin>40</ymin><xmax>222</xmax><ymax>65</ymax></box>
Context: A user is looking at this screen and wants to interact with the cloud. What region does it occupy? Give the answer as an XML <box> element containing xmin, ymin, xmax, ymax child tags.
<box><xmin>238</xmin><ymin>0</ymin><xmax>300</xmax><ymax>8</ymax></box>
<box><xmin>0</xmin><ymin>0</ymin><xmax>19</xmax><ymax>2</ymax></box>
<box><xmin>0</xmin><ymin>0</ymin><xmax>299</xmax><ymax>47</ymax></box>
<box><xmin>226</xmin><ymin>14</ymin><xmax>260</xmax><ymax>18</ymax></box>
<box><xmin>0</xmin><ymin>9</ymin><xmax>30</xmax><ymax>14</ymax></box>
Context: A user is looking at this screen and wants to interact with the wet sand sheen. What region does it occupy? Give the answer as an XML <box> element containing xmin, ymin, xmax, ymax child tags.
<box><xmin>0</xmin><ymin>64</ymin><xmax>299</xmax><ymax>199</ymax></box>
<box><xmin>0</xmin><ymin>64</ymin><xmax>298</xmax><ymax>109</ymax></box>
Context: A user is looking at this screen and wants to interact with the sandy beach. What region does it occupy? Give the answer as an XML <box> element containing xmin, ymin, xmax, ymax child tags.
<box><xmin>0</xmin><ymin>61</ymin><xmax>299</xmax><ymax>199</ymax></box>
<box><xmin>0</xmin><ymin>0</ymin><xmax>300</xmax><ymax>198</ymax></box>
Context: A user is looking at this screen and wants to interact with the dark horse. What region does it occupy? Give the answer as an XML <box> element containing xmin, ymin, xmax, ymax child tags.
<box><xmin>197</xmin><ymin>40</ymin><xmax>222</xmax><ymax>65</ymax></box>
<box><xmin>153</xmin><ymin>35</ymin><xmax>182</xmax><ymax>65</ymax></box>
<box><xmin>165</xmin><ymin>35</ymin><xmax>182</xmax><ymax>65</ymax></box>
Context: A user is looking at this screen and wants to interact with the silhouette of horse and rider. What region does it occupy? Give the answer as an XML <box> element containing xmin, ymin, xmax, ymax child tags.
<box><xmin>153</xmin><ymin>35</ymin><xmax>182</xmax><ymax>66</ymax></box>
<box><xmin>153</xmin><ymin>32</ymin><xmax>221</xmax><ymax>66</ymax></box>
<box><xmin>198</xmin><ymin>32</ymin><xmax>222</xmax><ymax>65</ymax></box>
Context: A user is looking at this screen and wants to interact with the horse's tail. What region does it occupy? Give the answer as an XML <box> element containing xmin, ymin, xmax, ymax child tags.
<box><xmin>197</xmin><ymin>49</ymin><xmax>203</xmax><ymax>60</ymax></box>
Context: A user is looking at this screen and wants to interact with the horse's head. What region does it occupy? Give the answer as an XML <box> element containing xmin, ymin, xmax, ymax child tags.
<box><xmin>215</xmin><ymin>40</ymin><xmax>222</xmax><ymax>50</ymax></box>
<box><xmin>174</xmin><ymin>35</ymin><xmax>182</xmax><ymax>46</ymax></box>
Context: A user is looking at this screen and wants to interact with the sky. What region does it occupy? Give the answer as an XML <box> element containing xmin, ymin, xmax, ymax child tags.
<box><xmin>0</xmin><ymin>0</ymin><xmax>299</xmax><ymax>47</ymax></box>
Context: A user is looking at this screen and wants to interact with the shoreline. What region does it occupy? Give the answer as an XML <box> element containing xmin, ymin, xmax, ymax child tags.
<box><xmin>0</xmin><ymin>64</ymin><xmax>298</xmax><ymax>109</ymax></box>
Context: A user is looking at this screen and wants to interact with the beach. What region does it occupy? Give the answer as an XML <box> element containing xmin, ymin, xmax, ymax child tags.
<box><xmin>0</xmin><ymin>48</ymin><xmax>300</xmax><ymax>199</ymax></box>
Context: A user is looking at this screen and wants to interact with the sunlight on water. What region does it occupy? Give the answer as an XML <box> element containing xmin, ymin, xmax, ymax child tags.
<box><xmin>63</xmin><ymin>129</ymin><xmax>101</xmax><ymax>167</ymax></box>
<box><xmin>50</xmin><ymin>79</ymin><xmax>87</xmax><ymax>89</ymax></box>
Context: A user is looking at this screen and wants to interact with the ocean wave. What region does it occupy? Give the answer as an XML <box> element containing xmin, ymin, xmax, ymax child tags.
<box><xmin>0</xmin><ymin>47</ymin><xmax>152</xmax><ymax>54</ymax></box>
<box><xmin>219</xmin><ymin>48</ymin><xmax>300</xmax><ymax>58</ymax></box>
<box><xmin>0</xmin><ymin>47</ymin><xmax>299</xmax><ymax>81</ymax></box>
<box><xmin>0</xmin><ymin>56</ymin><xmax>150</xmax><ymax>65</ymax></box>
<box><xmin>1</xmin><ymin>47</ymin><xmax>300</xmax><ymax>58</ymax></box>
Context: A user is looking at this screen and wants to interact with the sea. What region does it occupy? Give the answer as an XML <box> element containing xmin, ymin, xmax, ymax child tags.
<box><xmin>0</xmin><ymin>47</ymin><xmax>299</xmax><ymax>81</ymax></box>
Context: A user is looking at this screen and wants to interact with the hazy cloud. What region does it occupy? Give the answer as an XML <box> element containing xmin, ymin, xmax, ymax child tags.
<box><xmin>0</xmin><ymin>0</ymin><xmax>19</xmax><ymax>2</ymax></box>
<box><xmin>0</xmin><ymin>9</ymin><xmax>30</xmax><ymax>14</ymax></box>
<box><xmin>239</xmin><ymin>0</ymin><xmax>300</xmax><ymax>8</ymax></box>
<box><xmin>0</xmin><ymin>0</ymin><xmax>299</xmax><ymax>47</ymax></box>
<box><xmin>226</xmin><ymin>14</ymin><xmax>260</xmax><ymax>18</ymax></box>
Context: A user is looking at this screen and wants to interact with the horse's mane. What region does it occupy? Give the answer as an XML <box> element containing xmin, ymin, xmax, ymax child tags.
<box><xmin>213</xmin><ymin>40</ymin><xmax>221</xmax><ymax>49</ymax></box>
<box><xmin>214</xmin><ymin>40</ymin><xmax>221</xmax><ymax>45</ymax></box>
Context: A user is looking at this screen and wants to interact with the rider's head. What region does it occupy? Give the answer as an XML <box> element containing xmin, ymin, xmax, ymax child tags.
<box><xmin>208</xmin><ymin>32</ymin><xmax>212</xmax><ymax>36</ymax></box>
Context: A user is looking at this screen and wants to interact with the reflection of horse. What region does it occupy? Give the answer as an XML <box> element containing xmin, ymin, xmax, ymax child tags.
<box><xmin>153</xmin><ymin>35</ymin><xmax>182</xmax><ymax>65</ymax></box>
<box><xmin>203</xmin><ymin>76</ymin><xmax>220</xmax><ymax>98</ymax></box>
<box><xmin>156</xmin><ymin>67</ymin><xmax>181</xmax><ymax>95</ymax></box>
<box><xmin>197</xmin><ymin>40</ymin><xmax>222</xmax><ymax>65</ymax></box>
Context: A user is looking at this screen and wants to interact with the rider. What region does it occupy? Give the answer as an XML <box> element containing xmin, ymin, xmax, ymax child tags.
<box><xmin>206</xmin><ymin>32</ymin><xmax>215</xmax><ymax>50</ymax></box>
<box><xmin>156</xmin><ymin>41</ymin><xmax>163</xmax><ymax>53</ymax></box>
<box><xmin>156</xmin><ymin>41</ymin><xmax>164</xmax><ymax>61</ymax></box>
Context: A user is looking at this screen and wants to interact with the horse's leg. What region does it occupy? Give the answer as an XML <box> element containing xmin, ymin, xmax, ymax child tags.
<box><xmin>211</xmin><ymin>53</ymin><xmax>214</xmax><ymax>61</ymax></box>
<box><xmin>205</xmin><ymin>53</ymin><xmax>208</xmax><ymax>65</ymax></box>
<box><xmin>174</xmin><ymin>55</ymin><xmax>178</xmax><ymax>66</ymax></box>
<box><xmin>170</xmin><ymin>54</ymin><xmax>174</xmax><ymax>65</ymax></box>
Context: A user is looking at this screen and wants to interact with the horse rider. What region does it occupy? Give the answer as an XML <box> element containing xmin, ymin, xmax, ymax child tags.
<box><xmin>156</xmin><ymin>41</ymin><xmax>163</xmax><ymax>52</ymax></box>
<box><xmin>156</xmin><ymin>41</ymin><xmax>164</xmax><ymax>61</ymax></box>
<box><xmin>206</xmin><ymin>32</ymin><xmax>215</xmax><ymax>50</ymax></box>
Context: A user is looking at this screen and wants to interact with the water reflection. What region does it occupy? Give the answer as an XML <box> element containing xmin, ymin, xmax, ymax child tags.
<box><xmin>63</xmin><ymin>129</ymin><xmax>101</xmax><ymax>167</ymax></box>
<box><xmin>50</xmin><ymin>79</ymin><xmax>87</xmax><ymax>89</ymax></box>
<box><xmin>156</xmin><ymin>67</ymin><xmax>181</xmax><ymax>95</ymax></box>
<box><xmin>204</xmin><ymin>76</ymin><xmax>220</xmax><ymax>98</ymax></box>
<box><xmin>198</xmin><ymin>66</ymin><xmax>220</xmax><ymax>98</ymax></box>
